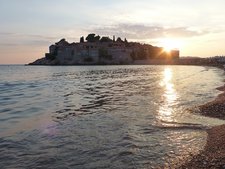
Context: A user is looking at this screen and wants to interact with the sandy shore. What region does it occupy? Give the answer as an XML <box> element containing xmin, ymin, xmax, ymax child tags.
<box><xmin>180</xmin><ymin>86</ymin><xmax>225</xmax><ymax>168</ymax></box>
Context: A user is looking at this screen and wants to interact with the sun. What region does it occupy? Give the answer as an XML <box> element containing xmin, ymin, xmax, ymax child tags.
<box><xmin>160</xmin><ymin>39</ymin><xmax>182</xmax><ymax>52</ymax></box>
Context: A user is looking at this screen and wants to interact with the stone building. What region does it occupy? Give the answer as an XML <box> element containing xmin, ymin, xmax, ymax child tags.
<box><xmin>45</xmin><ymin>35</ymin><xmax>179</xmax><ymax>65</ymax></box>
<box><xmin>46</xmin><ymin>38</ymin><xmax>132</xmax><ymax>64</ymax></box>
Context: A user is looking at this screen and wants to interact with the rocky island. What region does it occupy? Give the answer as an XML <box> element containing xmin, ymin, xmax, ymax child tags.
<box><xmin>29</xmin><ymin>33</ymin><xmax>179</xmax><ymax>65</ymax></box>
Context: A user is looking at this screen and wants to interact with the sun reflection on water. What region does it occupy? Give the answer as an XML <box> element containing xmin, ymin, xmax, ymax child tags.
<box><xmin>158</xmin><ymin>68</ymin><xmax>178</xmax><ymax>122</ymax></box>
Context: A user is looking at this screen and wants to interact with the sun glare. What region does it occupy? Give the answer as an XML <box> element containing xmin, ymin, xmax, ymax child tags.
<box><xmin>161</xmin><ymin>39</ymin><xmax>182</xmax><ymax>52</ymax></box>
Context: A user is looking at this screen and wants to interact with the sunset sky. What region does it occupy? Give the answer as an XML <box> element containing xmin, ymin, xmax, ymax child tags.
<box><xmin>1</xmin><ymin>0</ymin><xmax>225</xmax><ymax>64</ymax></box>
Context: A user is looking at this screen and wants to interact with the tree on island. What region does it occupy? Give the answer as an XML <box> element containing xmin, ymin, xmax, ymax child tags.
<box><xmin>100</xmin><ymin>36</ymin><xmax>113</xmax><ymax>43</ymax></box>
<box><xmin>80</xmin><ymin>36</ymin><xmax>84</xmax><ymax>43</ymax></box>
<box><xmin>116</xmin><ymin>37</ymin><xmax>124</xmax><ymax>43</ymax></box>
<box><xmin>124</xmin><ymin>38</ymin><xmax>129</xmax><ymax>47</ymax></box>
<box><xmin>86</xmin><ymin>33</ymin><xmax>96</xmax><ymax>42</ymax></box>
<box><xmin>85</xmin><ymin>33</ymin><xmax>101</xmax><ymax>42</ymax></box>
<box><xmin>56</xmin><ymin>38</ymin><xmax>69</xmax><ymax>46</ymax></box>
<box><xmin>94</xmin><ymin>35</ymin><xmax>100</xmax><ymax>42</ymax></box>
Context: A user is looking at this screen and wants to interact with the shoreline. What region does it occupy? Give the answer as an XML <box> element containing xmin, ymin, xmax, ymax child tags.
<box><xmin>180</xmin><ymin>83</ymin><xmax>225</xmax><ymax>168</ymax></box>
<box><xmin>28</xmin><ymin>57</ymin><xmax>225</xmax><ymax>68</ymax></box>
<box><xmin>180</xmin><ymin>125</ymin><xmax>225</xmax><ymax>168</ymax></box>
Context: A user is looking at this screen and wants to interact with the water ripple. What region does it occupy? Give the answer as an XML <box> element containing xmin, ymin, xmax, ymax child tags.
<box><xmin>0</xmin><ymin>65</ymin><xmax>224</xmax><ymax>168</ymax></box>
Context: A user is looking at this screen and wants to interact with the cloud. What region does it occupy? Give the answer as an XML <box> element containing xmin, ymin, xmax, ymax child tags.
<box><xmin>0</xmin><ymin>32</ymin><xmax>57</xmax><ymax>40</ymax></box>
<box><xmin>0</xmin><ymin>43</ymin><xmax>18</xmax><ymax>47</ymax></box>
<box><xmin>0</xmin><ymin>32</ymin><xmax>56</xmax><ymax>46</ymax></box>
<box><xmin>0</xmin><ymin>25</ymin><xmax>209</xmax><ymax>47</ymax></box>
<box><xmin>88</xmin><ymin>24</ymin><xmax>208</xmax><ymax>40</ymax></box>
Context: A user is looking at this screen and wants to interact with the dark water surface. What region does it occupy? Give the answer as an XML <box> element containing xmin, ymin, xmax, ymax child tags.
<box><xmin>0</xmin><ymin>65</ymin><xmax>224</xmax><ymax>168</ymax></box>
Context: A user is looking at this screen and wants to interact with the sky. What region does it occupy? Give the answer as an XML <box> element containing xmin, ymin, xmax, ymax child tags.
<box><xmin>1</xmin><ymin>0</ymin><xmax>225</xmax><ymax>64</ymax></box>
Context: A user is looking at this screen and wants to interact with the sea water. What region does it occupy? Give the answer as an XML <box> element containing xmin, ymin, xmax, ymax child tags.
<box><xmin>0</xmin><ymin>65</ymin><xmax>224</xmax><ymax>168</ymax></box>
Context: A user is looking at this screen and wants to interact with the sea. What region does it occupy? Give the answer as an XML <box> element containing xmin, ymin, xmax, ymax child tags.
<box><xmin>0</xmin><ymin>65</ymin><xmax>225</xmax><ymax>168</ymax></box>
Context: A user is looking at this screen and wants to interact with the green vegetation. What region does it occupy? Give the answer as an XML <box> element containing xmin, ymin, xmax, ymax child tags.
<box><xmin>80</xmin><ymin>36</ymin><xmax>84</xmax><ymax>43</ymax></box>
<box><xmin>100</xmin><ymin>37</ymin><xmax>113</xmax><ymax>43</ymax></box>
<box><xmin>84</xmin><ymin>34</ymin><xmax>126</xmax><ymax>44</ymax></box>
<box><xmin>85</xmin><ymin>33</ymin><xmax>101</xmax><ymax>42</ymax></box>
<box><xmin>116</xmin><ymin>37</ymin><xmax>123</xmax><ymax>43</ymax></box>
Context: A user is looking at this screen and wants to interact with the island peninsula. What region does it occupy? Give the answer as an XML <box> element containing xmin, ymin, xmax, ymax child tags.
<box><xmin>29</xmin><ymin>33</ymin><xmax>179</xmax><ymax>65</ymax></box>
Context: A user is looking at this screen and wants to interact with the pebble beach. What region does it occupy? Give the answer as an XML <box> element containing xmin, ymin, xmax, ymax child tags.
<box><xmin>181</xmin><ymin>85</ymin><xmax>225</xmax><ymax>169</ymax></box>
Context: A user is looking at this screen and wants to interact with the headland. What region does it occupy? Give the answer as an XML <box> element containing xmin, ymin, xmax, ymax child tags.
<box><xmin>29</xmin><ymin>33</ymin><xmax>179</xmax><ymax>65</ymax></box>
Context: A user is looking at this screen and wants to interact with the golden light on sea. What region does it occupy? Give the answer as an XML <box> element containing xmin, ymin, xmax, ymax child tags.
<box><xmin>158</xmin><ymin>68</ymin><xmax>178</xmax><ymax>121</ymax></box>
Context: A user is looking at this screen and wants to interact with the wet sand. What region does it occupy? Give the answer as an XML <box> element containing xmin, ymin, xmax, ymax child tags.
<box><xmin>180</xmin><ymin>86</ymin><xmax>225</xmax><ymax>168</ymax></box>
